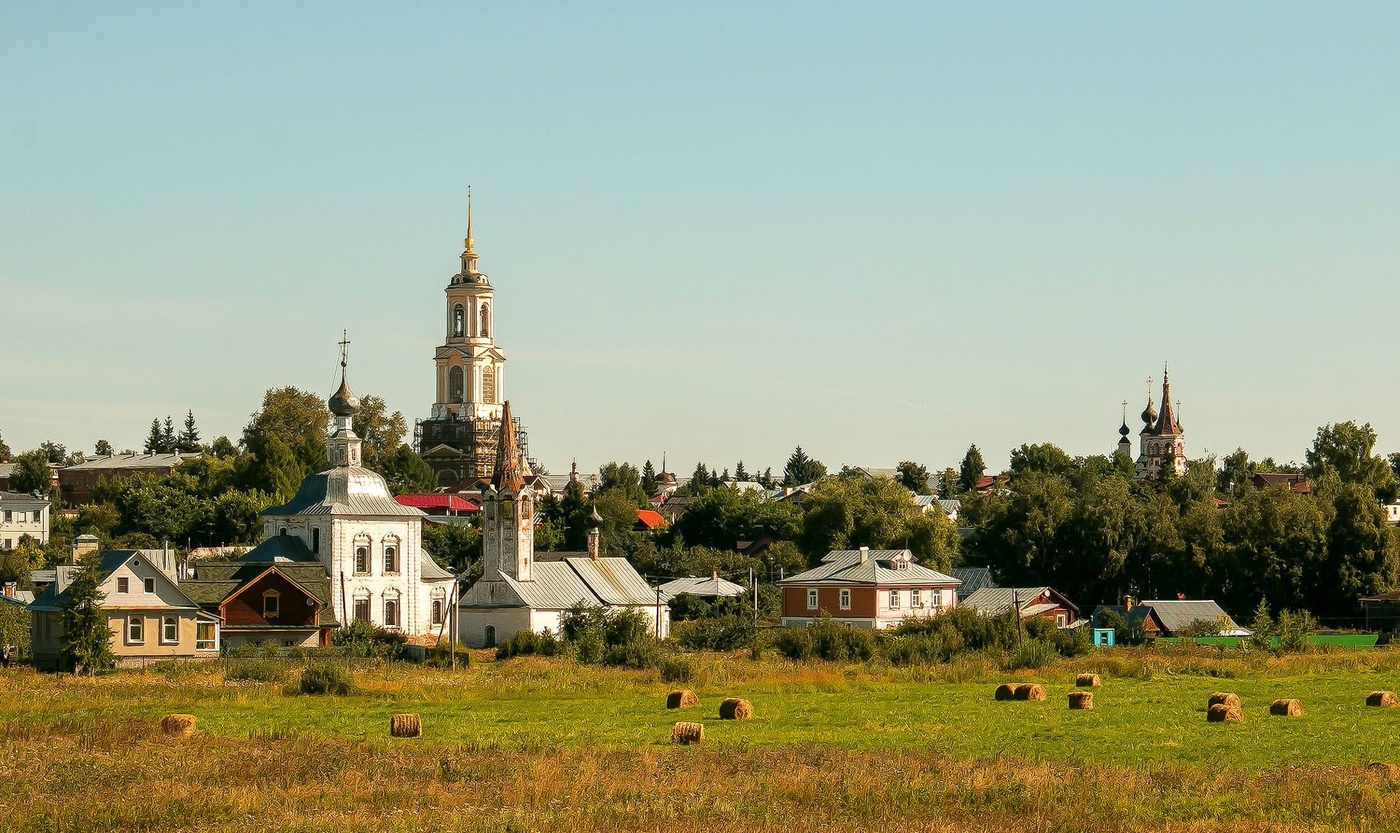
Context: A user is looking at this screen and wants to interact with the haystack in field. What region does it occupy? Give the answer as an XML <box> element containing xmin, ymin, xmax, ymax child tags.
<box><xmin>1207</xmin><ymin>703</ymin><xmax>1243</xmax><ymax>723</ymax></box>
<box><xmin>995</xmin><ymin>683</ymin><xmax>1018</xmax><ymax>701</ymax></box>
<box><xmin>1208</xmin><ymin>692</ymin><xmax>1240</xmax><ymax>709</ymax></box>
<box><xmin>1075</xmin><ymin>673</ymin><xmax>1100</xmax><ymax>688</ymax></box>
<box><xmin>667</xmin><ymin>690</ymin><xmax>699</xmax><ymax>710</ymax></box>
<box><xmin>719</xmin><ymin>698</ymin><xmax>753</xmax><ymax>720</ymax></box>
<box><xmin>1014</xmin><ymin>683</ymin><xmax>1046</xmax><ymax>701</ymax></box>
<box><xmin>161</xmin><ymin>714</ymin><xmax>196</xmax><ymax>738</ymax></box>
<box><xmin>671</xmin><ymin>722</ymin><xmax>704</xmax><ymax>745</ymax></box>
<box><xmin>390</xmin><ymin>714</ymin><xmax>422</xmax><ymax>737</ymax></box>
<box><xmin>1068</xmin><ymin>691</ymin><xmax>1094</xmax><ymax>710</ymax></box>
<box><xmin>1367</xmin><ymin>691</ymin><xmax>1398</xmax><ymax>708</ymax></box>
<box><xmin>1269</xmin><ymin>698</ymin><xmax>1303</xmax><ymax>717</ymax></box>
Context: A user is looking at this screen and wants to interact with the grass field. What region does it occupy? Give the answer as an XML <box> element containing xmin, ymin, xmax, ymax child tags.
<box><xmin>5</xmin><ymin>647</ymin><xmax>1400</xmax><ymax>831</ymax></box>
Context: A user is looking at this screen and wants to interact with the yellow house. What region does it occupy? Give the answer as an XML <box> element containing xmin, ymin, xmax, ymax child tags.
<box><xmin>29</xmin><ymin>550</ymin><xmax>220</xmax><ymax>671</ymax></box>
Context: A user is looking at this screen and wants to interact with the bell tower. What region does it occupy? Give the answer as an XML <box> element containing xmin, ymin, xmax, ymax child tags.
<box><xmin>481</xmin><ymin>401</ymin><xmax>534</xmax><ymax>582</ymax></box>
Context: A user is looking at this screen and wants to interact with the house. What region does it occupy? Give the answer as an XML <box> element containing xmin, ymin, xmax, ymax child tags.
<box><xmin>1092</xmin><ymin>599</ymin><xmax>1250</xmax><ymax>638</ymax></box>
<box><xmin>973</xmin><ymin>474</ymin><xmax>1010</xmax><ymax>495</ymax></box>
<box><xmin>949</xmin><ymin>566</ymin><xmax>997</xmax><ymax>597</ymax></box>
<box><xmin>456</xmin><ymin>406</ymin><xmax>669</xmax><ymax>648</ymax></box>
<box><xmin>394</xmin><ymin>493</ymin><xmax>480</xmax><ymax>517</ymax></box>
<box><xmin>182</xmin><ymin>538</ymin><xmax>341</xmax><ymax>650</ymax></box>
<box><xmin>960</xmin><ymin>586</ymin><xmax>1080</xmax><ymax>628</ymax></box>
<box><xmin>657</xmin><ymin>496</ymin><xmax>695</xmax><ymax>524</ymax></box>
<box><xmin>0</xmin><ymin>490</ymin><xmax>50</xmax><ymax>548</ymax></box>
<box><xmin>913</xmin><ymin>494</ymin><xmax>960</xmax><ymax>522</ymax></box>
<box><xmin>28</xmin><ymin>549</ymin><xmax>221</xmax><ymax>670</ymax></box>
<box><xmin>1253</xmin><ymin>472</ymin><xmax>1313</xmax><ymax>493</ymax></box>
<box><xmin>58</xmin><ymin>453</ymin><xmax>199</xmax><ymax>506</ymax></box>
<box><xmin>777</xmin><ymin>547</ymin><xmax>961</xmax><ymax>630</ymax></box>
<box><xmin>659</xmin><ymin>572</ymin><xmax>747</xmax><ymax>602</ymax></box>
<box><xmin>634</xmin><ymin>509</ymin><xmax>668</xmax><ymax>532</ymax></box>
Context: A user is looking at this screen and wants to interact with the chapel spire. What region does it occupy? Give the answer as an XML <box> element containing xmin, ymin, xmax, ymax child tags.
<box><xmin>464</xmin><ymin>186</ymin><xmax>476</xmax><ymax>256</ymax></box>
<box><xmin>1155</xmin><ymin>365</ymin><xmax>1182</xmax><ymax>435</ymax></box>
<box><xmin>490</xmin><ymin>400</ymin><xmax>527</xmax><ymax>491</ymax></box>
<box><xmin>326</xmin><ymin>331</ymin><xmax>363</xmax><ymax>468</ymax></box>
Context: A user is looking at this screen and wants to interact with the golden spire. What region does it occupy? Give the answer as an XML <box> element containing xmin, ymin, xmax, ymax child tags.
<box><xmin>463</xmin><ymin>186</ymin><xmax>475</xmax><ymax>255</ymax></box>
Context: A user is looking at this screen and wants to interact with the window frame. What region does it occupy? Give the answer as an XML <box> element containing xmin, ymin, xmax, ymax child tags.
<box><xmin>161</xmin><ymin>615</ymin><xmax>178</xmax><ymax>645</ymax></box>
<box><xmin>839</xmin><ymin>588</ymin><xmax>852</xmax><ymax>610</ymax></box>
<box><xmin>806</xmin><ymin>588</ymin><xmax>818</xmax><ymax>610</ymax></box>
<box><xmin>383</xmin><ymin>597</ymin><xmax>400</xmax><ymax>628</ymax></box>
<box><xmin>353</xmin><ymin>598</ymin><xmax>371</xmax><ymax>623</ymax></box>
<box><xmin>116</xmin><ymin>577</ymin><xmax>129</xmax><ymax>594</ymax></box>
<box><xmin>431</xmin><ymin>599</ymin><xmax>443</xmax><ymax>626</ymax></box>
<box><xmin>263</xmin><ymin>590</ymin><xmax>280</xmax><ymax>619</ymax></box>
<box><xmin>127</xmin><ymin>615</ymin><xmax>144</xmax><ymax>644</ymax></box>
<box><xmin>195</xmin><ymin>622</ymin><xmax>217</xmax><ymax>651</ymax></box>
<box><xmin>888</xmin><ymin>589</ymin><xmax>899</xmax><ymax>609</ymax></box>
<box><xmin>383</xmin><ymin>544</ymin><xmax>399</xmax><ymax>575</ymax></box>
<box><xmin>143</xmin><ymin>577</ymin><xmax>155</xmax><ymax>594</ymax></box>
<box><xmin>931</xmin><ymin>588</ymin><xmax>942</xmax><ymax>608</ymax></box>
<box><xmin>354</xmin><ymin>546</ymin><xmax>370</xmax><ymax>575</ymax></box>
<box><xmin>911</xmin><ymin>589</ymin><xmax>922</xmax><ymax>608</ymax></box>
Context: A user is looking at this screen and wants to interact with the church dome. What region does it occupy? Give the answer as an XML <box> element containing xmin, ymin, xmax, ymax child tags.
<box><xmin>1119</xmin><ymin>420</ymin><xmax>1131</xmax><ymax>438</ymax></box>
<box><xmin>585</xmin><ymin>506</ymin><xmax>604</xmax><ymax>529</ymax></box>
<box><xmin>264</xmin><ymin>465</ymin><xmax>423</xmax><ymax>518</ymax></box>
<box><xmin>329</xmin><ymin>376</ymin><xmax>361</xmax><ymax>417</ymax></box>
<box><xmin>1140</xmin><ymin>401</ymin><xmax>1157</xmax><ymax>426</ymax></box>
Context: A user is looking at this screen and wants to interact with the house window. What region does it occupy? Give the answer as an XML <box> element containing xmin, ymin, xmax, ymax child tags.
<box><xmin>1056</xmin><ymin>612</ymin><xmax>1068</xmax><ymax>628</ymax></box>
<box><xmin>312</xmin><ymin>528</ymin><xmax>320</xmax><ymax>553</ymax></box>
<box><xmin>196</xmin><ymin>622</ymin><xmax>217</xmax><ymax>651</ymax></box>
<box><xmin>32</xmin><ymin>510</ymin><xmax>40</xmax><ymax>522</ymax></box>
<box><xmin>143</xmin><ymin>578</ymin><xmax>154</xmax><ymax>593</ymax></box>
<box><xmin>889</xmin><ymin>589</ymin><xmax>899</xmax><ymax>608</ymax></box>
<box><xmin>3</xmin><ymin>511</ymin><xmax>10</xmax><ymax>522</ymax></box>
<box><xmin>806</xmin><ymin>589</ymin><xmax>818</xmax><ymax>610</ymax></box>
<box><xmin>431</xmin><ymin>599</ymin><xmax>443</xmax><ymax>626</ymax></box>
<box><xmin>127</xmin><ymin>616</ymin><xmax>144</xmax><ymax>644</ymax></box>
<box><xmin>839</xmin><ymin>589</ymin><xmax>851</xmax><ymax>610</ymax></box>
<box><xmin>480</xmin><ymin>303</ymin><xmax>489</xmax><ymax>338</ymax></box>
<box><xmin>930</xmin><ymin>588</ymin><xmax>942</xmax><ymax>608</ymax></box>
<box><xmin>383</xmin><ymin>598</ymin><xmax>400</xmax><ymax>628</ymax></box>
<box><xmin>912</xmin><ymin>589</ymin><xmax>922</xmax><ymax>607</ymax></box>
<box><xmin>161</xmin><ymin>616</ymin><xmax>178</xmax><ymax>644</ymax></box>
<box><xmin>383</xmin><ymin>545</ymin><xmax>398</xmax><ymax>574</ymax></box>
<box><xmin>116</xmin><ymin>577</ymin><xmax>129</xmax><ymax>594</ymax></box>
<box><xmin>263</xmin><ymin>591</ymin><xmax>280</xmax><ymax>619</ymax></box>
<box><xmin>353</xmin><ymin>598</ymin><xmax>370</xmax><ymax>622</ymax></box>
<box><xmin>355</xmin><ymin>546</ymin><xmax>369</xmax><ymax>574</ymax></box>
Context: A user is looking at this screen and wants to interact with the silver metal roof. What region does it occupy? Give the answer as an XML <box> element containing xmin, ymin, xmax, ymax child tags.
<box><xmin>659</xmin><ymin>575</ymin><xmax>747</xmax><ymax>600</ymax></box>
<box><xmin>62</xmin><ymin>453</ymin><xmax>198</xmax><ymax>471</ymax></box>
<box><xmin>264</xmin><ymin>467</ymin><xmax>424</xmax><ymax>518</ymax></box>
<box><xmin>567</xmin><ymin>557</ymin><xmax>659</xmax><ymax>606</ymax></box>
<box><xmin>783</xmin><ymin>551</ymin><xmax>960</xmax><ymax>587</ymax></box>
<box><xmin>1140</xmin><ymin>599</ymin><xmax>1251</xmax><ymax>636</ymax></box>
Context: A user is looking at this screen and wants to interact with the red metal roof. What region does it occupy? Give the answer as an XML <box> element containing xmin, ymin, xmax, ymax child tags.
<box><xmin>394</xmin><ymin>494</ymin><xmax>480</xmax><ymax>512</ymax></box>
<box><xmin>635</xmin><ymin>509</ymin><xmax>668</xmax><ymax>530</ymax></box>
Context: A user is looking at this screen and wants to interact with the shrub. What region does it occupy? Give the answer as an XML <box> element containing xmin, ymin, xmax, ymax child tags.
<box><xmin>774</xmin><ymin>615</ymin><xmax>876</xmax><ymax>662</ymax></box>
<box><xmin>885</xmin><ymin>633</ymin><xmax>944</xmax><ymax>666</ymax></box>
<box><xmin>659</xmin><ymin>656</ymin><xmax>694</xmax><ymax>683</ymax></box>
<box><xmin>496</xmin><ymin>629</ymin><xmax>561</xmax><ymax>661</ymax></box>
<box><xmin>224</xmin><ymin>659</ymin><xmax>288</xmax><ymax>684</ymax></box>
<box><xmin>670</xmin><ymin>615</ymin><xmax>756</xmax><ymax>652</ymax></box>
<box><xmin>1276</xmin><ymin>609</ymin><xmax>1317</xmax><ymax>653</ymax></box>
<box><xmin>1004</xmin><ymin>638</ymin><xmax>1058</xmax><ymax>671</ymax></box>
<box><xmin>558</xmin><ymin>604</ymin><xmax>660</xmax><ymax>667</ymax></box>
<box><xmin>604</xmin><ymin>638</ymin><xmax>661</xmax><ymax>669</ymax></box>
<box><xmin>332</xmin><ymin>620</ymin><xmax>407</xmax><ymax>660</ymax></box>
<box><xmin>427</xmin><ymin>639</ymin><xmax>472</xmax><ymax>668</ymax></box>
<box><xmin>298</xmin><ymin>664</ymin><xmax>354</xmax><ymax>696</ymax></box>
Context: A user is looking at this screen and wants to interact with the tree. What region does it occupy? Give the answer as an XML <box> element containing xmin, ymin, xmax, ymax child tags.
<box><xmin>240</xmin><ymin>387</ymin><xmax>329</xmax><ymax>488</ymax></box>
<box><xmin>0</xmin><ymin>431</ymin><xmax>10</xmax><ymax>461</ymax></box>
<box><xmin>688</xmin><ymin>462</ymin><xmax>712</xmax><ymax>495</ymax></box>
<box><xmin>1008</xmin><ymin>443</ymin><xmax>1074</xmax><ymax>479</ymax></box>
<box><xmin>667</xmin><ymin>487</ymin><xmax>802</xmax><ymax>552</ymax></box>
<box><xmin>162</xmin><ymin>416</ymin><xmax>177</xmax><ymax>453</ymax></box>
<box><xmin>734</xmin><ymin>461</ymin><xmax>750</xmax><ymax>482</ymax></box>
<box><xmin>958</xmin><ymin>445</ymin><xmax>986</xmax><ymax>494</ymax></box>
<box><xmin>799</xmin><ymin>475</ymin><xmax>956</xmax><ymax>567</ymax></box>
<box><xmin>422</xmin><ymin>522</ymin><xmax>482</xmax><ymax>575</ymax></box>
<box><xmin>93</xmin><ymin>439</ymin><xmax>113</xmax><ymax>457</ymax></box>
<box><xmin>61</xmin><ymin>554</ymin><xmax>115</xmax><ymax>674</ymax></box>
<box><xmin>37</xmin><ymin>441</ymin><xmax>67</xmax><ymax>464</ymax></box>
<box><xmin>641</xmin><ymin>460</ymin><xmax>658</xmax><ymax>497</ymax></box>
<box><xmin>1218</xmin><ymin>448</ymin><xmax>1253</xmax><ymax>498</ymax></box>
<box><xmin>144</xmin><ymin>419</ymin><xmax>164</xmax><ymax>454</ymax></box>
<box><xmin>177</xmin><ymin>410</ymin><xmax>201</xmax><ymax>454</ymax></box>
<box><xmin>1317</xmin><ymin>483</ymin><xmax>1399</xmax><ymax>616</ymax></box>
<box><xmin>1306</xmin><ymin>421</ymin><xmax>1398</xmax><ymax>502</ymax></box>
<box><xmin>238</xmin><ymin>434</ymin><xmax>304</xmax><ymax>503</ymax></box>
<box><xmin>355</xmin><ymin>395</ymin><xmax>408</xmax><ymax>472</ymax></box>
<box><xmin>206</xmin><ymin>436</ymin><xmax>238</xmax><ymax>458</ymax></box>
<box><xmin>940</xmin><ymin>467</ymin><xmax>958</xmax><ymax>498</ymax></box>
<box><xmin>896</xmin><ymin>461</ymin><xmax>932</xmax><ymax>495</ymax></box>
<box><xmin>783</xmin><ymin>446</ymin><xmax>826</xmax><ymax>487</ymax></box>
<box><xmin>598</xmin><ymin>462</ymin><xmax>647</xmax><ymax>505</ymax></box>
<box><xmin>380</xmin><ymin>445</ymin><xmax>439</xmax><ymax>495</ymax></box>
<box><xmin>10</xmin><ymin>450</ymin><xmax>52</xmax><ymax>493</ymax></box>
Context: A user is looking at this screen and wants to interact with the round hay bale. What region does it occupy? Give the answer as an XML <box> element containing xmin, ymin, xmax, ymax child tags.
<box><xmin>1208</xmin><ymin>692</ymin><xmax>1240</xmax><ymax>709</ymax></box>
<box><xmin>1367</xmin><ymin>762</ymin><xmax>1400</xmax><ymax>780</ymax></box>
<box><xmin>1269</xmin><ymin>698</ymin><xmax>1303</xmax><ymax>717</ymax></box>
<box><xmin>1367</xmin><ymin>690</ymin><xmax>1398</xmax><ymax>708</ymax></box>
<box><xmin>994</xmin><ymin>683</ymin><xmax>1018</xmax><ymax>701</ymax></box>
<box><xmin>671</xmin><ymin>721</ymin><xmax>704</xmax><ymax>745</ymax></box>
<box><xmin>1075</xmin><ymin>673</ymin><xmax>1101</xmax><ymax>688</ymax></box>
<box><xmin>1067</xmin><ymin>691</ymin><xmax>1094</xmax><ymax>710</ymax></box>
<box><xmin>719</xmin><ymin>698</ymin><xmax>753</xmax><ymax>720</ymax></box>
<box><xmin>160</xmin><ymin>714</ymin><xmax>196</xmax><ymax>738</ymax></box>
<box><xmin>390</xmin><ymin>713</ymin><xmax>422</xmax><ymax>738</ymax></box>
<box><xmin>666</xmin><ymin>689</ymin><xmax>699</xmax><ymax>710</ymax></box>
<box><xmin>1207</xmin><ymin>703</ymin><xmax>1243</xmax><ymax>723</ymax></box>
<box><xmin>1014</xmin><ymin>683</ymin><xmax>1046</xmax><ymax>702</ymax></box>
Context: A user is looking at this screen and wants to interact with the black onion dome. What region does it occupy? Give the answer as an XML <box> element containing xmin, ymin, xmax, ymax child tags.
<box><xmin>1140</xmin><ymin>400</ymin><xmax>1157</xmax><ymax>426</ymax></box>
<box><xmin>1119</xmin><ymin>419</ymin><xmax>1131</xmax><ymax>438</ymax></box>
<box><xmin>328</xmin><ymin>376</ymin><xmax>361</xmax><ymax>417</ymax></box>
<box><xmin>585</xmin><ymin>506</ymin><xmax>604</xmax><ymax>529</ymax></box>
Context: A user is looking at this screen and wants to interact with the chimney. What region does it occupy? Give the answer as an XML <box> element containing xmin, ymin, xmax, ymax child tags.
<box><xmin>2</xmin><ymin>583</ymin><xmax>13</xmax><ymax>599</ymax></box>
<box><xmin>1124</xmin><ymin>596</ymin><xmax>1134</xmax><ymax>612</ymax></box>
<box><xmin>587</xmin><ymin>526</ymin><xmax>600</xmax><ymax>561</ymax></box>
<box><xmin>72</xmin><ymin>534</ymin><xmax>99</xmax><ymax>562</ymax></box>
<box><xmin>859</xmin><ymin>546</ymin><xmax>870</xmax><ymax>564</ymax></box>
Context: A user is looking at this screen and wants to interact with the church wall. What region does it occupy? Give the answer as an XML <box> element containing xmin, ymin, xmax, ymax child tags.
<box><xmin>457</xmin><ymin>607</ymin><xmax>533</xmax><ymax>649</ymax></box>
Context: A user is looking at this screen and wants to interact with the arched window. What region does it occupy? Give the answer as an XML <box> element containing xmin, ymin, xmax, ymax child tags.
<box><xmin>127</xmin><ymin>616</ymin><xmax>144</xmax><ymax>644</ymax></box>
<box><xmin>449</xmin><ymin>367</ymin><xmax>464</xmax><ymax>403</ymax></box>
<box><xmin>162</xmin><ymin>616</ymin><xmax>178</xmax><ymax>644</ymax></box>
<box><xmin>383</xmin><ymin>537</ymin><xmax>400</xmax><ymax>574</ymax></box>
<box><xmin>484</xmin><ymin>625</ymin><xmax>496</xmax><ymax>648</ymax></box>
<box><xmin>453</xmin><ymin>304</ymin><xmax>464</xmax><ymax>337</ymax></box>
<box><xmin>354</xmin><ymin>535</ymin><xmax>371</xmax><ymax>574</ymax></box>
<box><xmin>279</xmin><ymin>528</ymin><xmax>287</xmax><ymax>537</ymax></box>
<box><xmin>431</xmin><ymin>599</ymin><xmax>443</xmax><ymax>626</ymax></box>
<box><xmin>263</xmin><ymin>590</ymin><xmax>280</xmax><ymax>619</ymax></box>
<box><xmin>479</xmin><ymin>304</ymin><xmax>489</xmax><ymax>338</ymax></box>
<box><xmin>482</xmin><ymin>365</ymin><xmax>496</xmax><ymax>405</ymax></box>
<box><xmin>383</xmin><ymin>597</ymin><xmax>400</xmax><ymax>628</ymax></box>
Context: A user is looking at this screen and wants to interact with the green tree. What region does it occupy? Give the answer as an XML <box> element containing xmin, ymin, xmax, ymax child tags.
<box><xmin>1218</xmin><ymin>448</ymin><xmax>1253</xmax><ymax>498</ymax></box>
<box><xmin>1317</xmin><ymin>483</ymin><xmax>1399</xmax><ymax>616</ymax></box>
<box><xmin>162</xmin><ymin>416</ymin><xmax>177</xmax><ymax>452</ymax></box>
<box><xmin>640</xmin><ymin>460</ymin><xmax>659</xmax><ymax>497</ymax></box>
<box><xmin>143</xmin><ymin>419</ymin><xmax>164</xmax><ymax>454</ymax></box>
<box><xmin>0</xmin><ymin>431</ymin><xmax>10</xmax><ymax>461</ymax></box>
<box><xmin>355</xmin><ymin>395</ymin><xmax>408</xmax><ymax>472</ymax></box>
<box><xmin>10</xmin><ymin>449</ymin><xmax>52</xmax><ymax>493</ymax></box>
<box><xmin>598</xmin><ymin>462</ymin><xmax>647</xmax><ymax>505</ymax></box>
<box><xmin>1221</xmin><ymin>487</ymin><xmax>1329</xmax><ymax>613</ymax></box>
<box><xmin>799</xmin><ymin>475</ymin><xmax>956</xmax><ymax>566</ymax></box>
<box><xmin>206</xmin><ymin>436</ymin><xmax>238</xmax><ymax>458</ymax></box>
<box><xmin>667</xmin><ymin>486</ymin><xmax>802</xmax><ymax>552</ymax></box>
<box><xmin>422</xmin><ymin>522</ymin><xmax>482</xmax><ymax>575</ymax></box>
<box><xmin>240</xmin><ymin>387</ymin><xmax>329</xmax><ymax>478</ymax></box>
<box><xmin>61</xmin><ymin>555</ymin><xmax>115</xmax><ymax>675</ymax></box>
<box><xmin>1306</xmin><ymin>421</ymin><xmax>1398</xmax><ymax>502</ymax></box>
<box><xmin>687</xmin><ymin>462</ymin><xmax>712</xmax><ymax>495</ymax></box>
<box><xmin>93</xmin><ymin>439</ymin><xmax>113</xmax><ymax>457</ymax></box>
<box><xmin>237</xmin><ymin>434</ymin><xmax>304</xmax><ymax>503</ymax></box>
<box><xmin>734</xmin><ymin>460</ymin><xmax>750</xmax><ymax>482</ymax></box>
<box><xmin>783</xmin><ymin>446</ymin><xmax>826</xmax><ymax>487</ymax></box>
<box><xmin>176</xmin><ymin>410</ymin><xmax>201</xmax><ymax>454</ymax></box>
<box><xmin>896</xmin><ymin>461</ymin><xmax>932</xmax><ymax>495</ymax></box>
<box><xmin>940</xmin><ymin>467</ymin><xmax>958</xmax><ymax>498</ymax></box>
<box><xmin>958</xmin><ymin>444</ymin><xmax>986</xmax><ymax>494</ymax></box>
<box><xmin>1008</xmin><ymin>443</ymin><xmax>1074</xmax><ymax>479</ymax></box>
<box><xmin>379</xmin><ymin>445</ymin><xmax>439</xmax><ymax>495</ymax></box>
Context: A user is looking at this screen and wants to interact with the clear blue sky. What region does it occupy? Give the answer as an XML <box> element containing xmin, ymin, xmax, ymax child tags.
<box><xmin>4</xmin><ymin>3</ymin><xmax>1399</xmax><ymax>476</ymax></box>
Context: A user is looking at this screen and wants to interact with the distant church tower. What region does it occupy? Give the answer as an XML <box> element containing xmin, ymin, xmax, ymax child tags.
<box><xmin>415</xmin><ymin>192</ymin><xmax>529</xmax><ymax>487</ymax></box>
<box><xmin>481</xmin><ymin>401</ymin><xmax>534</xmax><ymax>583</ymax></box>
<box><xmin>1134</xmin><ymin>368</ymin><xmax>1187</xmax><ymax>480</ymax></box>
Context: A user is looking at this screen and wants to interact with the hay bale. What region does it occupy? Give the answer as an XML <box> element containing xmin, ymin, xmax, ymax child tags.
<box><xmin>719</xmin><ymin>698</ymin><xmax>753</xmax><ymax>720</ymax></box>
<box><xmin>994</xmin><ymin>683</ymin><xmax>1018</xmax><ymax>701</ymax></box>
<box><xmin>1013</xmin><ymin>683</ymin><xmax>1046</xmax><ymax>702</ymax></box>
<box><xmin>1269</xmin><ymin>698</ymin><xmax>1303</xmax><ymax>717</ymax></box>
<box><xmin>1207</xmin><ymin>703</ymin><xmax>1243</xmax><ymax>723</ymax></box>
<box><xmin>666</xmin><ymin>689</ymin><xmax>699</xmax><ymax>710</ymax></box>
<box><xmin>390</xmin><ymin>713</ymin><xmax>422</xmax><ymax>738</ymax></box>
<box><xmin>1367</xmin><ymin>690</ymin><xmax>1398</xmax><ymax>708</ymax></box>
<box><xmin>1067</xmin><ymin>691</ymin><xmax>1094</xmax><ymax>710</ymax></box>
<box><xmin>1208</xmin><ymin>692</ymin><xmax>1240</xmax><ymax>709</ymax></box>
<box><xmin>1367</xmin><ymin>762</ymin><xmax>1400</xmax><ymax>780</ymax></box>
<box><xmin>671</xmin><ymin>721</ymin><xmax>704</xmax><ymax>745</ymax></box>
<box><xmin>160</xmin><ymin>714</ymin><xmax>196</xmax><ymax>738</ymax></box>
<box><xmin>1075</xmin><ymin>673</ymin><xmax>1101</xmax><ymax>688</ymax></box>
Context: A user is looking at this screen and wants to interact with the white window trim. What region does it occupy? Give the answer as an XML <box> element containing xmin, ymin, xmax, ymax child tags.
<box><xmin>889</xmin><ymin>589</ymin><xmax>899</xmax><ymax>609</ymax></box>
<box><xmin>912</xmin><ymin>589</ymin><xmax>922</xmax><ymax>608</ymax></box>
<box><xmin>195</xmin><ymin>622</ymin><xmax>218</xmax><ymax>651</ymax></box>
<box><xmin>127</xmin><ymin>616</ymin><xmax>144</xmax><ymax>645</ymax></box>
<box><xmin>160</xmin><ymin>616</ymin><xmax>178</xmax><ymax>645</ymax></box>
<box><xmin>839</xmin><ymin>589</ymin><xmax>851</xmax><ymax>610</ymax></box>
<box><xmin>806</xmin><ymin>589</ymin><xmax>819</xmax><ymax>610</ymax></box>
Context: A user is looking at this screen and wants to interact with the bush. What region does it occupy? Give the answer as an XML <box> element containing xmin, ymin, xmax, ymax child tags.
<box><xmin>659</xmin><ymin>656</ymin><xmax>694</xmax><ymax>683</ymax></box>
<box><xmin>603</xmin><ymin>638</ymin><xmax>661</xmax><ymax>669</ymax></box>
<box><xmin>224</xmin><ymin>659</ymin><xmax>288</xmax><ymax>684</ymax></box>
<box><xmin>427</xmin><ymin>639</ymin><xmax>472</xmax><ymax>668</ymax></box>
<box><xmin>496</xmin><ymin>628</ymin><xmax>561</xmax><ymax>661</ymax></box>
<box><xmin>885</xmin><ymin>633</ymin><xmax>945</xmax><ymax>666</ymax></box>
<box><xmin>332</xmin><ymin>620</ymin><xmax>407</xmax><ymax>660</ymax></box>
<box><xmin>1276</xmin><ymin>609</ymin><xmax>1317</xmax><ymax>653</ymax></box>
<box><xmin>558</xmin><ymin>604</ymin><xmax>660</xmax><ymax>668</ymax></box>
<box><xmin>1004</xmin><ymin>638</ymin><xmax>1059</xmax><ymax>670</ymax></box>
<box><xmin>774</xmin><ymin>615</ymin><xmax>877</xmax><ymax>662</ymax></box>
<box><xmin>670</xmin><ymin>615</ymin><xmax>756</xmax><ymax>652</ymax></box>
<box><xmin>298</xmin><ymin>664</ymin><xmax>354</xmax><ymax>696</ymax></box>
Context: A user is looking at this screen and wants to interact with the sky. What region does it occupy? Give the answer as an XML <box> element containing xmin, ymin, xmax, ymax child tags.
<box><xmin>3</xmin><ymin>3</ymin><xmax>1399</xmax><ymax>477</ymax></box>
